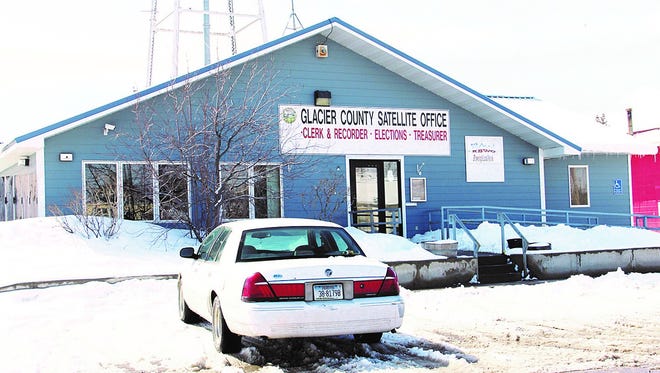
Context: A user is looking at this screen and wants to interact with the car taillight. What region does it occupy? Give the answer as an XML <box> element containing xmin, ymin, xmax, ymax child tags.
<box><xmin>241</xmin><ymin>272</ymin><xmax>305</xmax><ymax>302</ymax></box>
<box><xmin>241</xmin><ymin>273</ymin><xmax>275</xmax><ymax>302</ymax></box>
<box><xmin>378</xmin><ymin>267</ymin><xmax>400</xmax><ymax>296</ymax></box>
<box><xmin>354</xmin><ymin>267</ymin><xmax>400</xmax><ymax>298</ymax></box>
<box><xmin>270</xmin><ymin>283</ymin><xmax>305</xmax><ymax>300</ymax></box>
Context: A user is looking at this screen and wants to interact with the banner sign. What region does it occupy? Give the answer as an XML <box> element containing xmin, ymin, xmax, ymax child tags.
<box><xmin>279</xmin><ymin>105</ymin><xmax>450</xmax><ymax>155</ymax></box>
<box><xmin>465</xmin><ymin>136</ymin><xmax>504</xmax><ymax>182</ymax></box>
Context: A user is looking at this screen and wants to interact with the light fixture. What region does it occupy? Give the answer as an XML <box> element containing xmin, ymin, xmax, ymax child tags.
<box><xmin>103</xmin><ymin>123</ymin><xmax>116</xmax><ymax>136</ymax></box>
<box><xmin>314</xmin><ymin>90</ymin><xmax>331</xmax><ymax>107</ymax></box>
<box><xmin>522</xmin><ymin>157</ymin><xmax>536</xmax><ymax>165</ymax></box>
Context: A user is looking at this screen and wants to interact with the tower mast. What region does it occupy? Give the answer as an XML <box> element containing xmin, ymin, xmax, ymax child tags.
<box><xmin>145</xmin><ymin>0</ymin><xmax>267</xmax><ymax>86</ymax></box>
<box><xmin>283</xmin><ymin>0</ymin><xmax>303</xmax><ymax>35</ymax></box>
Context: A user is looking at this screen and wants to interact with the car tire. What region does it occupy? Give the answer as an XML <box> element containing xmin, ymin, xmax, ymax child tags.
<box><xmin>178</xmin><ymin>280</ymin><xmax>200</xmax><ymax>324</ymax></box>
<box><xmin>212</xmin><ymin>297</ymin><xmax>242</xmax><ymax>353</ymax></box>
<box><xmin>354</xmin><ymin>332</ymin><xmax>383</xmax><ymax>344</ymax></box>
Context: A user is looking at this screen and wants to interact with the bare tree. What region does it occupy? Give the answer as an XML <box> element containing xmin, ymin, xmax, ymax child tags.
<box><xmin>129</xmin><ymin>60</ymin><xmax>303</xmax><ymax>241</ymax></box>
<box><xmin>595</xmin><ymin>113</ymin><xmax>608</xmax><ymax>126</ymax></box>
<box><xmin>301</xmin><ymin>170</ymin><xmax>348</xmax><ymax>222</ymax></box>
<box><xmin>49</xmin><ymin>184</ymin><xmax>121</xmax><ymax>240</ymax></box>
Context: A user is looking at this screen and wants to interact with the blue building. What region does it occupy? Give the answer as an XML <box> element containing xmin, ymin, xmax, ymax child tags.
<box><xmin>0</xmin><ymin>18</ymin><xmax>650</xmax><ymax>237</ymax></box>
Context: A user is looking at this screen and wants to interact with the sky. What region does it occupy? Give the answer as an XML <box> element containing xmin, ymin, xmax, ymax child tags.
<box><xmin>2</xmin><ymin>0</ymin><xmax>660</xmax><ymax>143</ymax></box>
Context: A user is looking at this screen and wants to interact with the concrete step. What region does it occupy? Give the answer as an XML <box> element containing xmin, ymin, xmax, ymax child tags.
<box><xmin>478</xmin><ymin>254</ymin><xmax>521</xmax><ymax>284</ymax></box>
<box><xmin>478</xmin><ymin>271</ymin><xmax>521</xmax><ymax>284</ymax></box>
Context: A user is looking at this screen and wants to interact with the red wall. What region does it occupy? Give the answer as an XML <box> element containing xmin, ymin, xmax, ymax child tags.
<box><xmin>631</xmin><ymin>147</ymin><xmax>660</xmax><ymax>227</ymax></box>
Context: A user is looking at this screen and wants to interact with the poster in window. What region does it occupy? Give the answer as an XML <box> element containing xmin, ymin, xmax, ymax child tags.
<box><xmin>410</xmin><ymin>177</ymin><xmax>427</xmax><ymax>202</ymax></box>
<box><xmin>465</xmin><ymin>136</ymin><xmax>504</xmax><ymax>182</ymax></box>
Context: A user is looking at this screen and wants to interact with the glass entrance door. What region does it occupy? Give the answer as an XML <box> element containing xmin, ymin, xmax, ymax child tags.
<box><xmin>349</xmin><ymin>160</ymin><xmax>402</xmax><ymax>234</ymax></box>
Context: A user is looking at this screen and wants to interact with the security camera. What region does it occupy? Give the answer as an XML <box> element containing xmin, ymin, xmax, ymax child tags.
<box><xmin>103</xmin><ymin>123</ymin><xmax>116</xmax><ymax>136</ymax></box>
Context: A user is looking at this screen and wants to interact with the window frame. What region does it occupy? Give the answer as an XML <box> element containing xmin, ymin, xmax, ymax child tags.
<box><xmin>568</xmin><ymin>165</ymin><xmax>591</xmax><ymax>208</ymax></box>
<box><xmin>81</xmin><ymin>160</ymin><xmax>191</xmax><ymax>222</ymax></box>
<box><xmin>219</xmin><ymin>163</ymin><xmax>283</xmax><ymax>220</ymax></box>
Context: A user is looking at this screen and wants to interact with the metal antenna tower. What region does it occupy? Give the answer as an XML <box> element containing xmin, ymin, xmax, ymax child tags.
<box><xmin>283</xmin><ymin>0</ymin><xmax>303</xmax><ymax>35</ymax></box>
<box><xmin>146</xmin><ymin>0</ymin><xmax>267</xmax><ymax>86</ymax></box>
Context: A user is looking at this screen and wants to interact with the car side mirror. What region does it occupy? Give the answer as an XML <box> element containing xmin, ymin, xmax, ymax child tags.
<box><xmin>179</xmin><ymin>247</ymin><xmax>198</xmax><ymax>259</ymax></box>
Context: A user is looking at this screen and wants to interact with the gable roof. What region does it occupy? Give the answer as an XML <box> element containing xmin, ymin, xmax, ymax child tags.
<box><xmin>1</xmin><ymin>17</ymin><xmax>581</xmax><ymax>170</ymax></box>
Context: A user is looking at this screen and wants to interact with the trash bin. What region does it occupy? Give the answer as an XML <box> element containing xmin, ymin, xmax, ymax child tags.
<box><xmin>507</xmin><ymin>238</ymin><xmax>523</xmax><ymax>248</ymax></box>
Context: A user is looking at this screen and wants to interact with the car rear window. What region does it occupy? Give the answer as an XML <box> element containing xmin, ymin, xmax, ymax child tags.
<box><xmin>237</xmin><ymin>226</ymin><xmax>363</xmax><ymax>261</ymax></box>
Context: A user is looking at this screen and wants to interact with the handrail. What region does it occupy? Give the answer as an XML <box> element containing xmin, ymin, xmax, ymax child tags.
<box><xmin>430</xmin><ymin>206</ymin><xmax>660</xmax><ymax>237</ymax></box>
<box><xmin>349</xmin><ymin>207</ymin><xmax>401</xmax><ymax>235</ymax></box>
<box><xmin>498</xmin><ymin>212</ymin><xmax>529</xmax><ymax>278</ymax></box>
<box><xmin>448</xmin><ymin>214</ymin><xmax>481</xmax><ymax>282</ymax></box>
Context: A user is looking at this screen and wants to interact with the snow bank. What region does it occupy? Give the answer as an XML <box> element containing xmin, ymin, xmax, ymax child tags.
<box><xmin>412</xmin><ymin>221</ymin><xmax>660</xmax><ymax>254</ymax></box>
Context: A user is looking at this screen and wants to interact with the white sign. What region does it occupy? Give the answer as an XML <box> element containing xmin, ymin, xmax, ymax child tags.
<box><xmin>465</xmin><ymin>136</ymin><xmax>504</xmax><ymax>182</ymax></box>
<box><xmin>279</xmin><ymin>105</ymin><xmax>450</xmax><ymax>155</ymax></box>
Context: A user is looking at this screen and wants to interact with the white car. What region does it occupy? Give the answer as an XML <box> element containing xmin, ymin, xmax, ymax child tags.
<box><xmin>178</xmin><ymin>218</ymin><xmax>405</xmax><ymax>353</ymax></box>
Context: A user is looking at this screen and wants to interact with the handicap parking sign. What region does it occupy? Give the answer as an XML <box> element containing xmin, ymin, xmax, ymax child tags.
<box><xmin>613</xmin><ymin>179</ymin><xmax>623</xmax><ymax>194</ymax></box>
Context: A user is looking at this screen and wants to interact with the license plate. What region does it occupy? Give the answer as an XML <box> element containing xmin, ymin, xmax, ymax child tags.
<box><xmin>313</xmin><ymin>283</ymin><xmax>343</xmax><ymax>300</ymax></box>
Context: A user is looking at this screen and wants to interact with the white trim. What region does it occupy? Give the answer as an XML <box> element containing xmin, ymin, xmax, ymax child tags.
<box><xmin>538</xmin><ymin>148</ymin><xmax>546</xmax><ymax>221</ymax></box>
<box><xmin>36</xmin><ymin>148</ymin><xmax>46</xmax><ymax>217</ymax></box>
<box><xmin>219</xmin><ymin>162</ymin><xmax>283</xmax><ymax>220</ymax></box>
<box><xmin>568</xmin><ymin>165</ymin><xmax>591</xmax><ymax>208</ymax></box>
<box><xmin>344</xmin><ymin>155</ymin><xmax>407</xmax><ymax>237</ymax></box>
<box><xmin>627</xmin><ymin>155</ymin><xmax>634</xmax><ymax>226</ymax></box>
<box><xmin>81</xmin><ymin>160</ymin><xmax>191</xmax><ymax>222</ymax></box>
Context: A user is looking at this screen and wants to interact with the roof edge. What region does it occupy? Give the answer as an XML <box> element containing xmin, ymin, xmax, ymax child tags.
<box><xmin>11</xmin><ymin>17</ymin><xmax>580</xmax><ymax>155</ymax></box>
<box><xmin>331</xmin><ymin>19</ymin><xmax>581</xmax><ymax>152</ymax></box>
<box><xmin>13</xmin><ymin>18</ymin><xmax>339</xmax><ymax>145</ymax></box>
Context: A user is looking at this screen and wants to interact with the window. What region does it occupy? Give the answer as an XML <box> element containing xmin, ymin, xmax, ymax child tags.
<box><xmin>254</xmin><ymin>165</ymin><xmax>281</xmax><ymax>218</ymax></box>
<box><xmin>221</xmin><ymin>164</ymin><xmax>281</xmax><ymax>220</ymax></box>
<box><xmin>83</xmin><ymin>161</ymin><xmax>189</xmax><ymax>221</ymax></box>
<box><xmin>569</xmin><ymin>165</ymin><xmax>590</xmax><ymax>207</ymax></box>
<box><xmin>221</xmin><ymin>165</ymin><xmax>250</xmax><ymax>220</ymax></box>
<box><xmin>122</xmin><ymin>164</ymin><xmax>153</xmax><ymax>220</ymax></box>
<box><xmin>238</xmin><ymin>227</ymin><xmax>363</xmax><ymax>261</ymax></box>
<box><xmin>197</xmin><ymin>227</ymin><xmax>222</xmax><ymax>261</ymax></box>
<box><xmin>207</xmin><ymin>227</ymin><xmax>230</xmax><ymax>261</ymax></box>
<box><xmin>85</xmin><ymin>163</ymin><xmax>117</xmax><ymax>217</ymax></box>
<box><xmin>158</xmin><ymin>164</ymin><xmax>189</xmax><ymax>221</ymax></box>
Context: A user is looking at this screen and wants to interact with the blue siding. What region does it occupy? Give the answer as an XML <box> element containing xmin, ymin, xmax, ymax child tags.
<box><xmin>545</xmin><ymin>154</ymin><xmax>631</xmax><ymax>226</ymax></box>
<box><xmin>43</xmin><ymin>35</ymin><xmax>545</xmax><ymax>237</ymax></box>
<box><xmin>282</xmin><ymin>155</ymin><xmax>348</xmax><ymax>225</ymax></box>
<box><xmin>269</xmin><ymin>39</ymin><xmax>543</xmax><ymax>237</ymax></box>
<box><xmin>44</xmin><ymin>109</ymin><xmax>138</xmax><ymax>213</ymax></box>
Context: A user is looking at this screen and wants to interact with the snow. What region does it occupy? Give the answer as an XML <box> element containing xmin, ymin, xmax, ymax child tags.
<box><xmin>412</xmin><ymin>221</ymin><xmax>660</xmax><ymax>255</ymax></box>
<box><xmin>0</xmin><ymin>217</ymin><xmax>196</xmax><ymax>287</ymax></box>
<box><xmin>491</xmin><ymin>97</ymin><xmax>659</xmax><ymax>155</ymax></box>
<box><xmin>1</xmin><ymin>217</ymin><xmax>659</xmax><ymax>372</ymax></box>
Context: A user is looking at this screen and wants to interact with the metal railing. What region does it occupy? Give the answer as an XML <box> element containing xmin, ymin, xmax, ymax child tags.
<box><xmin>498</xmin><ymin>213</ymin><xmax>529</xmax><ymax>278</ymax></box>
<box><xmin>349</xmin><ymin>207</ymin><xmax>402</xmax><ymax>235</ymax></box>
<box><xmin>447</xmin><ymin>214</ymin><xmax>481</xmax><ymax>282</ymax></box>
<box><xmin>429</xmin><ymin>206</ymin><xmax>660</xmax><ymax>238</ymax></box>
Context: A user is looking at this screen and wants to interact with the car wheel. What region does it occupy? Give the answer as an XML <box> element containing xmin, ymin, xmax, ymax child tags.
<box><xmin>178</xmin><ymin>280</ymin><xmax>200</xmax><ymax>324</ymax></box>
<box><xmin>354</xmin><ymin>332</ymin><xmax>383</xmax><ymax>344</ymax></box>
<box><xmin>212</xmin><ymin>297</ymin><xmax>242</xmax><ymax>353</ymax></box>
